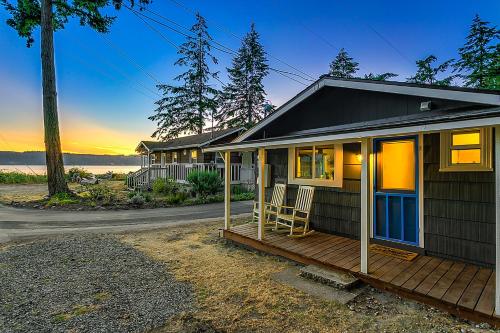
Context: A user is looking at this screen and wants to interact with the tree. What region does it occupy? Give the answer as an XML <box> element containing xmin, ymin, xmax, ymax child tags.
<box><xmin>150</xmin><ymin>13</ymin><xmax>220</xmax><ymax>140</ymax></box>
<box><xmin>364</xmin><ymin>72</ymin><xmax>398</xmax><ymax>81</ymax></box>
<box><xmin>484</xmin><ymin>44</ymin><xmax>500</xmax><ymax>90</ymax></box>
<box><xmin>1</xmin><ymin>0</ymin><xmax>149</xmax><ymax>196</ymax></box>
<box><xmin>407</xmin><ymin>55</ymin><xmax>456</xmax><ymax>86</ymax></box>
<box><xmin>216</xmin><ymin>23</ymin><xmax>269</xmax><ymax>129</ymax></box>
<box><xmin>454</xmin><ymin>14</ymin><xmax>499</xmax><ymax>89</ymax></box>
<box><xmin>329</xmin><ymin>48</ymin><xmax>359</xmax><ymax>78</ymax></box>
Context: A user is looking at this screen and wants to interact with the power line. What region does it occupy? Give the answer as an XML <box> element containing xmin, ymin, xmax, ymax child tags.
<box><xmin>128</xmin><ymin>7</ymin><xmax>180</xmax><ymax>50</ymax></box>
<box><xmin>365</xmin><ymin>23</ymin><xmax>414</xmax><ymax>66</ymax></box>
<box><xmin>100</xmin><ymin>34</ymin><xmax>162</xmax><ymax>84</ymax></box>
<box><xmin>130</xmin><ymin>6</ymin><xmax>311</xmax><ymax>86</ymax></box>
<box><xmin>164</xmin><ymin>0</ymin><xmax>316</xmax><ymax>81</ymax></box>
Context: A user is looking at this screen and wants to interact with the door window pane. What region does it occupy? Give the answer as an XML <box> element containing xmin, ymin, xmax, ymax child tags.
<box><xmin>296</xmin><ymin>147</ymin><xmax>313</xmax><ymax>179</ymax></box>
<box><xmin>375</xmin><ymin>196</ymin><xmax>387</xmax><ymax>237</ymax></box>
<box><xmin>403</xmin><ymin>197</ymin><xmax>417</xmax><ymax>243</ymax></box>
<box><xmin>451</xmin><ymin>149</ymin><xmax>481</xmax><ymax>164</ymax></box>
<box><xmin>314</xmin><ymin>145</ymin><xmax>335</xmax><ymax>180</ymax></box>
<box><xmin>379</xmin><ymin>140</ymin><xmax>415</xmax><ymax>191</ymax></box>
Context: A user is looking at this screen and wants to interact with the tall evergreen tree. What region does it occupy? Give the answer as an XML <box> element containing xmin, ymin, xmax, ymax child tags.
<box><xmin>407</xmin><ymin>55</ymin><xmax>456</xmax><ymax>86</ymax></box>
<box><xmin>454</xmin><ymin>15</ymin><xmax>499</xmax><ymax>89</ymax></box>
<box><xmin>484</xmin><ymin>44</ymin><xmax>500</xmax><ymax>90</ymax></box>
<box><xmin>1</xmin><ymin>0</ymin><xmax>150</xmax><ymax>196</ymax></box>
<box><xmin>216</xmin><ymin>23</ymin><xmax>269</xmax><ymax>129</ymax></box>
<box><xmin>329</xmin><ymin>48</ymin><xmax>359</xmax><ymax>78</ymax></box>
<box><xmin>150</xmin><ymin>13</ymin><xmax>220</xmax><ymax>140</ymax></box>
<box><xmin>364</xmin><ymin>72</ymin><xmax>398</xmax><ymax>81</ymax></box>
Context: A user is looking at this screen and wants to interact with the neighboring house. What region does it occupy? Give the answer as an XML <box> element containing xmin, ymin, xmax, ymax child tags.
<box><xmin>205</xmin><ymin>76</ymin><xmax>500</xmax><ymax>324</ymax></box>
<box><xmin>127</xmin><ymin>127</ymin><xmax>254</xmax><ymax>189</ymax></box>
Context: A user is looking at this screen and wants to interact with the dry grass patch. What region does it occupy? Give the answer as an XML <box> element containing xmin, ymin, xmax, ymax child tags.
<box><xmin>120</xmin><ymin>221</ymin><xmax>484</xmax><ymax>333</ymax></box>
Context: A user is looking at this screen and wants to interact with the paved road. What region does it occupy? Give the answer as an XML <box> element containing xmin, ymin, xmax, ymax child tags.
<box><xmin>0</xmin><ymin>201</ymin><xmax>253</xmax><ymax>242</ymax></box>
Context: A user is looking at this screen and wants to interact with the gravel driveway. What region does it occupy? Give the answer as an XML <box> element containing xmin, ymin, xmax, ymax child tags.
<box><xmin>0</xmin><ymin>235</ymin><xmax>193</xmax><ymax>333</ymax></box>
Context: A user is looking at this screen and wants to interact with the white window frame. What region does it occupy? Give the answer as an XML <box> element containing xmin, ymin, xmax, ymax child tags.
<box><xmin>288</xmin><ymin>143</ymin><xmax>343</xmax><ymax>188</ymax></box>
<box><xmin>440</xmin><ymin>127</ymin><xmax>492</xmax><ymax>172</ymax></box>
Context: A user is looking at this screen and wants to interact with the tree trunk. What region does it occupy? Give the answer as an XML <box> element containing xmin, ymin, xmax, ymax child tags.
<box><xmin>41</xmin><ymin>0</ymin><xmax>69</xmax><ymax>196</ymax></box>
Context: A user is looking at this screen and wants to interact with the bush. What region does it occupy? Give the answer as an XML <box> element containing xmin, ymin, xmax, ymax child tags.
<box><xmin>232</xmin><ymin>192</ymin><xmax>255</xmax><ymax>201</ymax></box>
<box><xmin>165</xmin><ymin>192</ymin><xmax>188</xmax><ymax>205</ymax></box>
<box><xmin>128</xmin><ymin>193</ymin><xmax>145</xmax><ymax>206</ymax></box>
<box><xmin>0</xmin><ymin>171</ymin><xmax>47</xmax><ymax>184</ymax></box>
<box><xmin>46</xmin><ymin>192</ymin><xmax>78</xmax><ymax>206</ymax></box>
<box><xmin>152</xmin><ymin>178</ymin><xmax>179</xmax><ymax>196</ymax></box>
<box><xmin>187</xmin><ymin>171</ymin><xmax>223</xmax><ymax>198</ymax></box>
<box><xmin>68</xmin><ymin>167</ymin><xmax>91</xmax><ymax>182</ymax></box>
<box><xmin>82</xmin><ymin>183</ymin><xmax>116</xmax><ymax>204</ymax></box>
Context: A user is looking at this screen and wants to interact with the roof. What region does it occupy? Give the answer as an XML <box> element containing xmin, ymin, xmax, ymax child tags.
<box><xmin>138</xmin><ymin>127</ymin><xmax>243</xmax><ymax>152</ymax></box>
<box><xmin>234</xmin><ymin>77</ymin><xmax>500</xmax><ymax>143</ymax></box>
<box><xmin>205</xmin><ymin>106</ymin><xmax>500</xmax><ymax>152</ymax></box>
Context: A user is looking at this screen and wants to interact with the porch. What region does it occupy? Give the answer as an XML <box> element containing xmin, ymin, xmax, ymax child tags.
<box><xmin>225</xmin><ymin>223</ymin><xmax>499</xmax><ymax>326</ymax></box>
<box><xmin>126</xmin><ymin>162</ymin><xmax>253</xmax><ymax>189</ymax></box>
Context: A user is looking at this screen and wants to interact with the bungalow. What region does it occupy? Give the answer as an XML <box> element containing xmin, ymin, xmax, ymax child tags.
<box><xmin>127</xmin><ymin>127</ymin><xmax>254</xmax><ymax>189</ymax></box>
<box><xmin>205</xmin><ymin>76</ymin><xmax>500</xmax><ymax>325</ymax></box>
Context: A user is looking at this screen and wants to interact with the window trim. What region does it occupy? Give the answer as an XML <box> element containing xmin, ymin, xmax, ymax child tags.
<box><xmin>288</xmin><ymin>143</ymin><xmax>343</xmax><ymax>188</ymax></box>
<box><xmin>172</xmin><ymin>151</ymin><xmax>178</xmax><ymax>164</ymax></box>
<box><xmin>439</xmin><ymin>127</ymin><xmax>492</xmax><ymax>172</ymax></box>
<box><xmin>190</xmin><ymin>149</ymin><xmax>198</xmax><ymax>163</ymax></box>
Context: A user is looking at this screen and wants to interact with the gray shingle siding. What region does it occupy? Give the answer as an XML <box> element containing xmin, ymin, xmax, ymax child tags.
<box><xmin>423</xmin><ymin>133</ymin><xmax>495</xmax><ymax>267</ymax></box>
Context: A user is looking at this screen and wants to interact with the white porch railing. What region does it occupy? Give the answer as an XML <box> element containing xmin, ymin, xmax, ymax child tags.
<box><xmin>127</xmin><ymin>163</ymin><xmax>254</xmax><ymax>189</ymax></box>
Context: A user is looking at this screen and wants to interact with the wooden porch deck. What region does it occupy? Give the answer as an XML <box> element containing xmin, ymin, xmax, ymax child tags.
<box><xmin>224</xmin><ymin>223</ymin><xmax>499</xmax><ymax>326</ymax></box>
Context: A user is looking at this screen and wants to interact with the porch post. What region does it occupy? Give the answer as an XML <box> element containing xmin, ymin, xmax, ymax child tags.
<box><xmin>360</xmin><ymin>138</ymin><xmax>370</xmax><ymax>274</ymax></box>
<box><xmin>224</xmin><ymin>151</ymin><xmax>231</xmax><ymax>230</ymax></box>
<box><xmin>258</xmin><ymin>148</ymin><xmax>266</xmax><ymax>240</ymax></box>
<box><xmin>495</xmin><ymin>127</ymin><xmax>500</xmax><ymax>315</ymax></box>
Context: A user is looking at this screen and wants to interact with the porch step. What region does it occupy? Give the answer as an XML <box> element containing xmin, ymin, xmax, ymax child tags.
<box><xmin>299</xmin><ymin>265</ymin><xmax>360</xmax><ymax>290</ymax></box>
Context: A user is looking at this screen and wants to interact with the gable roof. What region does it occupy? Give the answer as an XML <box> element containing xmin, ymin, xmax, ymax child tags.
<box><xmin>137</xmin><ymin>127</ymin><xmax>243</xmax><ymax>152</ymax></box>
<box><xmin>234</xmin><ymin>76</ymin><xmax>500</xmax><ymax>143</ymax></box>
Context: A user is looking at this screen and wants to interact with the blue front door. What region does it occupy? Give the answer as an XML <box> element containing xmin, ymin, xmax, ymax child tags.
<box><xmin>373</xmin><ymin>136</ymin><xmax>419</xmax><ymax>246</ymax></box>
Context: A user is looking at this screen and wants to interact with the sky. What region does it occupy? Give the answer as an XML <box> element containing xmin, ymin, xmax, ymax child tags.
<box><xmin>0</xmin><ymin>0</ymin><xmax>499</xmax><ymax>155</ymax></box>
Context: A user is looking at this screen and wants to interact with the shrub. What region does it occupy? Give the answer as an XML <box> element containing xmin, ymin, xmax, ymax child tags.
<box><xmin>128</xmin><ymin>193</ymin><xmax>145</xmax><ymax>206</ymax></box>
<box><xmin>165</xmin><ymin>191</ymin><xmax>188</xmax><ymax>205</ymax></box>
<box><xmin>0</xmin><ymin>171</ymin><xmax>47</xmax><ymax>184</ymax></box>
<box><xmin>187</xmin><ymin>171</ymin><xmax>223</xmax><ymax>198</ymax></box>
<box><xmin>46</xmin><ymin>192</ymin><xmax>79</xmax><ymax>206</ymax></box>
<box><xmin>68</xmin><ymin>167</ymin><xmax>91</xmax><ymax>182</ymax></box>
<box><xmin>232</xmin><ymin>192</ymin><xmax>255</xmax><ymax>201</ymax></box>
<box><xmin>152</xmin><ymin>178</ymin><xmax>179</xmax><ymax>196</ymax></box>
<box><xmin>82</xmin><ymin>183</ymin><xmax>116</xmax><ymax>204</ymax></box>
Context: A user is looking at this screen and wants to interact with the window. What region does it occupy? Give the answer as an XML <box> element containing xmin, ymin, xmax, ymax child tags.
<box><xmin>377</xmin><ymin>139</ymin><xmax>415</xmax><ymax>191</ymax></box>
<box><xmin>172</xmin><ymin>152</ymin><xmax>178</xmax><ymax>163</ymax></box>
<box><xmin>191</xmin><ymin>150</ymin><xmax>198</xmax><ymax>163</ymax></box>
<box><xmin>288</xmin><ymin>144</ymin><xmax>343</xmax><ymax>187</ymax></box>
<box><xmin>440</xmin><ymin>128</ymin><xmax>492</xmax><ymax>172</ymax></box>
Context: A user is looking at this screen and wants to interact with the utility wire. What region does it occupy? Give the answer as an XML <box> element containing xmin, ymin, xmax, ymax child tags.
<box><xmin>130</xmin><ymin>6</ymin><xmax>311</xmax><ymax>86</ymax></box>
<box><xmin>365</xmin><ymin>23</ymin><xmax>414</xmax><ymax>66</ymax></box>
<box><xmin>164</xmin><ymin>0</ymin><xmax>316</xmax><ymax>81</ymax></box>
<box><xmin>101</xmin><ymin>34</ymin><xmax>162</xmax><ymax>84</ymax></box>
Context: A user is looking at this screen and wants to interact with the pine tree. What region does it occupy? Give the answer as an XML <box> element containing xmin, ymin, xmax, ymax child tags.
<box><xmin>329</xmin><ymin>48</ymin><xmax>359</xmax><ymax>78</ymax></box>
<box><xmin>216</xmin><ymin>23</ymin><xmax>269</xmax><ymax>129</ymax></box>
<box><xmin>364</xmin><ymin>73</ymin><xmax>398</xmax><ymax>81</ymax></box>
<box><xmin>407</xmin><ymin>55</ymin><xmax>456</xmax><ymax>86</ymax></box>
<box><xmin>484</xmin><ymin>44</ymin><xmax>500</xmax><ymax>90</ymax></box>
<box><xmin>1</xmin><ymin>0</ymin><xmax>150</xmax><ymax>196</ymax></box>
<box><xmin>454</xmin><ymin>15</ymin><xmax>499</xmax><ymax>89</ymax></box>
<box><xmin>150</xmin><ymin>13</ymin><xmax>220</xmax><ymax>140</ymax></box>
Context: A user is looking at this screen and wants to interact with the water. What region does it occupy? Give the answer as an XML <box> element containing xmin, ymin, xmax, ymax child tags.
<box><xmin>0</xmin><ymin>165</ymin><xmax>140</xmax><ymax>175</ymax></box>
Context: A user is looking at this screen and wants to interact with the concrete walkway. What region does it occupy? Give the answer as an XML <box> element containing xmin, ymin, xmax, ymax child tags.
<box><xmin>0</xmin><ymin>201</ymin><xmax>253</xmax><ymax>242</ymax></box>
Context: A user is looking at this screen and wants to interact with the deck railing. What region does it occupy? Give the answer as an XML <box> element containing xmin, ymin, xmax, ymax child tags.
<box><xmin>127</xmin><ymin>163</ymin><xmax>254</xmax><ymax>189</ymax></box>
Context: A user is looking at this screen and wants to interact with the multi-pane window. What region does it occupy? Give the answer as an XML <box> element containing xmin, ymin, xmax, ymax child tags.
<box><xmin>289</xmin><ymin>144</ymin><xmax>343</xmax><ymax>187</ymax></box>
<box><xmin>440</xmin><ymin>128</ymin><xmax>492</xmax><ymax>172</ymax></box>
<box><xmin>172</xmin><ymin>152</ymin><xmax>178</xmax><ymax>163</ymax></box>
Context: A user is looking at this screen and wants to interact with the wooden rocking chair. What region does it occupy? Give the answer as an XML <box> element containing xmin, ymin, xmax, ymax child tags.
<box><xmin>275</xmin><ymin>185</ymin><xmax>315</xmax><ymax>237</ymax></box>
<box><xmin>253</xmin><ymin>183</ymin><xmax>286</xmax><ymax>226</ymax></box>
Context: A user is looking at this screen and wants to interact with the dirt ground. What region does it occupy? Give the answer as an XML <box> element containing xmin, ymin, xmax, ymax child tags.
<box><xmin>121</xmin><ymin>221</ymin><xmax>498</xmax><ymax>333</ymax></box>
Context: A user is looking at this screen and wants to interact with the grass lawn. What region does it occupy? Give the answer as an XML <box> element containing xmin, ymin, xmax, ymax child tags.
<box><xmin>121</xmin><ymin>221</ymin><xmax>486</xmax><ymax>333</ymax></box>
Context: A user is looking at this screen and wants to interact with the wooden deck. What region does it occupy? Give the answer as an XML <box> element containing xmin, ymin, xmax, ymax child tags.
<box><xmin>224</xmin><ymin>223</ymin><xmax>499</xmax><ymax>326</ymax></box>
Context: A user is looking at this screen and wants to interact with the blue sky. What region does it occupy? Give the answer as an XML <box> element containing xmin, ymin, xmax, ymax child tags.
<box><xmin>0</xmin><ymin>0</ymin><xmax>498</xmax><ymax>154</ymax></box>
